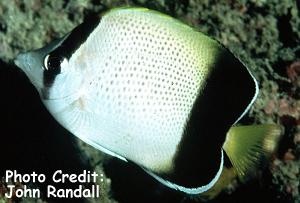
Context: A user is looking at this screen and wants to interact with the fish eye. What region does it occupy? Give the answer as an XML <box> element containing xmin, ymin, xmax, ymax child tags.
<box><xmin>43</xmin><ymin>54</ymin><xmax>64</xmax><ymax>74</ymax></box>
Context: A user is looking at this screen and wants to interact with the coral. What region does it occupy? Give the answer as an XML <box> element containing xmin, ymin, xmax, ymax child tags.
<box><xmin>272</xmin><ymin>159</ymin><xmax>300</xmax><ymax>201</ymax></box>
<box><xmin>0</xmin><ymin>0</ymin><xmax>107</xmax><ymax>63</ymax></box>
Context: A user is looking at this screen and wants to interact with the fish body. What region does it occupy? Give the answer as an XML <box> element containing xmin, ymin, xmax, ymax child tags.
<box><xmin>15</xmin><ymin>7</ymin><xmax>281</xmax><ymax>195</ymax></box>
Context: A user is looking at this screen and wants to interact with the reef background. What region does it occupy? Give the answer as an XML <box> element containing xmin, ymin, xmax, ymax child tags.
<box><xmin>0</xmin><ymin>0</ymin><xmax>299</xmax><ymax>203</ymax></box>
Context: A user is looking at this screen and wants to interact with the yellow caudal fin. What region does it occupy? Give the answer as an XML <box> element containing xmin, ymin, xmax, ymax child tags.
<box><xmin>223</xmin><ymin>124</ymin><xmax>282</xmax><ymax>179</ymax></box>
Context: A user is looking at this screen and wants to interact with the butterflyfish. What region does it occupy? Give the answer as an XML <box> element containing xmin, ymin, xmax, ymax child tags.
<box><xmin>15</xmin><ymin>7</ymin><xmax>281</xmax><ymax>195</ymax></box>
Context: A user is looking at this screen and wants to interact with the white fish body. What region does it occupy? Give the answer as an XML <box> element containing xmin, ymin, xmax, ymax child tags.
<box><xmin>58</xmin><ymin>9</ymin><xmax>221</xmax><ymax>171</ymax></box>
<box><xmin>14</xmin><ymin>8</ymin><xmax>268</xmax><ymax>195</ymax></box>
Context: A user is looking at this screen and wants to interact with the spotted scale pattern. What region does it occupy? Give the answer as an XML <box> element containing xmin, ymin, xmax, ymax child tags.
<box><xmin>63</xmin><ymin>8</ymin><xmax>221</xmax><ymax>172</ymax></box>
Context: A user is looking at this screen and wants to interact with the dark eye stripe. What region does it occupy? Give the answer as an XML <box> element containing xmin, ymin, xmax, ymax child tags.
<box><xmin>44</xmin><ymin>55</ymin><xmax>63</xmax><ymax>72</ymax></box>
<box><xmin>42</xmin><ymin>15</ymin><xmax>101</xmax><ymax>87</ymax></box>
<box><xmin>48</xmin><ymin>14</ymin><xmax>101</xmax><ymax>60</ymax></box>
<box><xmin>43</xmin><ymin>55</ymin><xmax>64</xmax><ymax>86</ymax></box>
<box><xmin>43</xmin><ymin>70</ymin><xmax>57</xmax><ymax>87</ymax></box>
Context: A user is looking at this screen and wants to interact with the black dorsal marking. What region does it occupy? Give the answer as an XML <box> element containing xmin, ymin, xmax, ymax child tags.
<box><xmin>43</xmin><ymin>15</ymin><xmax>101</xmax><ymax>87</ymax></box>
<box><xmin>160</xmin><ymin>48</ymin><xmax>256</xmax><ymax>188</ymax></box>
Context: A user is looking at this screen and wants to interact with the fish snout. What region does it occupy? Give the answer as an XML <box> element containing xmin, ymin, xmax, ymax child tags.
<box><xmin>14</xmin><ymin>53</ymin><xmax>32</xmax><ymax>72</ymax></box>
<box><xmin>14</xmin><ymin>52</ymin><xmax>44</xmax><ymax>89</ymax></box>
